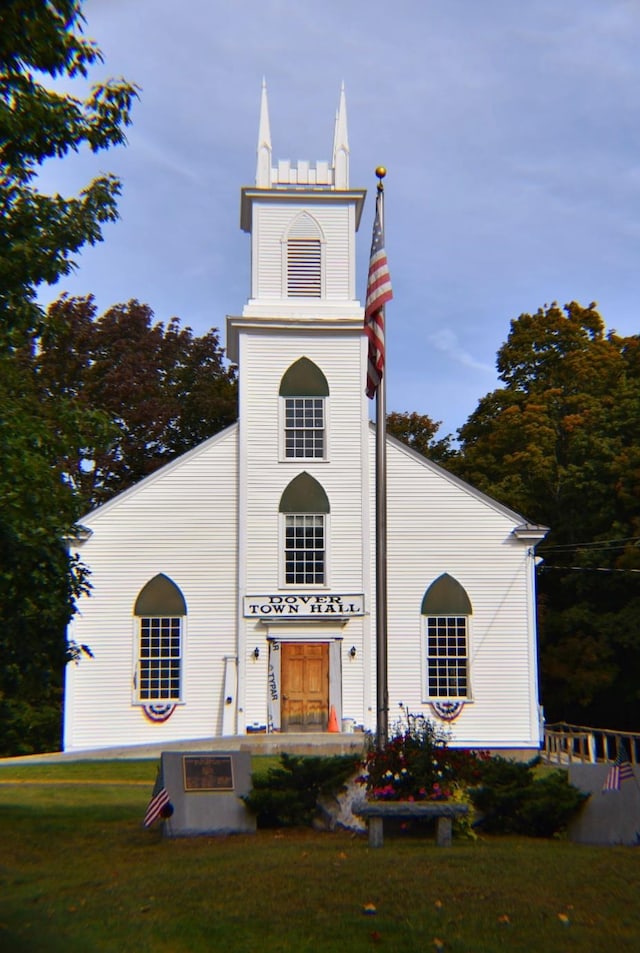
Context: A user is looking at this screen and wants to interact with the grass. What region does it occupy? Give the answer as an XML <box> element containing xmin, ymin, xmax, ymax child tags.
<box><xmin>1</xmin><ymin>760</ymin><xmax>639</xmax><ymax>952</ymax></box>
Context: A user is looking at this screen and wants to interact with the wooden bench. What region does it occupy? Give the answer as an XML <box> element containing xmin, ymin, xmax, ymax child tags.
<box><xmin>353</xmin><ymin>799</ymin><xmax>469</xmax><ymax>848</ymax></box>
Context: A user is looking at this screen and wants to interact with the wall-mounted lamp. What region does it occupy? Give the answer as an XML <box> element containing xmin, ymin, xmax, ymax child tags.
<box><xmin>349</xmin><ymin>646</ymin><xmax>357</xmax><ymax>659</ymax></box>
<box><xmin>253</xmin><ymin>646</ymin><xmax>260</xmax><ymax>660</ymax></box>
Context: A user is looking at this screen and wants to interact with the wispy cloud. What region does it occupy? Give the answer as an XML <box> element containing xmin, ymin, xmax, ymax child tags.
<box><xmin>429</xmin><ymin>329</ymin><xmax>495</xmax><ymax>375</ymax></box>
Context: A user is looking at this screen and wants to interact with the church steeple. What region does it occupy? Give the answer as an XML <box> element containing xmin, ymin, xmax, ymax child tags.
<box><xmin>332</xmin><ymin>81</ymin><xmax>349</xmax><ymax>190</ymax></box>
<box><xmin>251</xmin><ymin>82</ymin><xmax>351</xmax><ymax>190</ymax></box>
<box><xmin>228</xmin><ymin>85</ymin><xmax>366</xmax><ymax>358</ymax></box>
<box><xmin>256</xmin><ymin>78</ymin><xmax>272</xmax><ymax>188</ymax></box>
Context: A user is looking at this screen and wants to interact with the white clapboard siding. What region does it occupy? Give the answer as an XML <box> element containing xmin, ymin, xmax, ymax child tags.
<box><xmin>239</xmin><ymin>330</ymin><xmax>369</xmax><ymax>592</ymax></box>
<box><xmin>252</xmin><ymin>203</ymin><xmax>354</xmax><ymax>301</ymax></box>
<box><xmin>372</xmin><ymin>432</ymin><xmax>541</xmax><ymax>748</ymax></box>
<box><xmin>64</xmin><ymin>427</ymin><xmax>239</xmax><ymax>751</ymax></box>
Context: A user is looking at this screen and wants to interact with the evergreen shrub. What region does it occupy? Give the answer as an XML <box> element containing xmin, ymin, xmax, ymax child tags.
<box><xmin>243</xmin><ymin>753</ymin><xmax>361</xmax><ymax>827</ymax></box>
<box><xmin>469</xmin><ymin>756</ymin><xmax>589</xmax><ymax>836</ymax></box>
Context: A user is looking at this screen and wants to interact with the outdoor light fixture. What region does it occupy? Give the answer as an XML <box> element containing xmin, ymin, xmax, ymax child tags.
<box><xmin>253</xmin><ymin>647</ymin><xmax>260</xmax><ymax>659</ymax></box>
<box><xmin>349</xmin><ymin>646</ymin><xmax>357</xmax><ymax>659</ymax></box>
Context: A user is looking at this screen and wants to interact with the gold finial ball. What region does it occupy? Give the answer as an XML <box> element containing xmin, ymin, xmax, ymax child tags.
<box><xmin>375</xmin><ymin>166</ymin><xmax>387</xmax><ymax>179</ymax></box>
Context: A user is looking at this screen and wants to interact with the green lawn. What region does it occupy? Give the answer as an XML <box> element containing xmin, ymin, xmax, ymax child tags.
<box><xmin>1</xmin><ymin>759</ymin><xmax>639</xmax><ymax>952</ymax></box>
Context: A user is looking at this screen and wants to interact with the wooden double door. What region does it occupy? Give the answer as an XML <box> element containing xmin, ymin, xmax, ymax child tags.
<box><xmin>280</xmin><ymin>642</ymin><xmax>329</xmax><ymax>732</ymax></box>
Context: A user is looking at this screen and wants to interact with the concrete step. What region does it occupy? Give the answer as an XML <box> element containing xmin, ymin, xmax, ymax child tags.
<box><xmin>0</xmin><ymin>732</ymin><xmax>368</xmax><ymax>765</ymax></box>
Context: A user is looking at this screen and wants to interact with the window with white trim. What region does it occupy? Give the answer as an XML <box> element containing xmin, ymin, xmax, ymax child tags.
<box><xmin>284</xmin><ymin>397</ymin><xmax>324</xmax><ymax>458</ymax></box>
<box><xmin>280</xmin><ymin>357</ymin><xmax>329</xmax><ymax>461</ymax></box>
<box><xmin>138</xmin><ymin>617</ymin><xmax>182</xmax><ymax>702</ymax></box>
<box><xmin>280</xmin><ymin>473</ymin><xmax>330</xmax><ymax>587</ymax></box>
<box><xmin>285</xmin><ymin>514</ymin><xmax>325</xmax><ymax>585</ymax></box>
<box><xmin>426</xmin><ymin>616</ymin><xmax>468</xmax><ymax>698</ymax></box>
<box><xmin>421</xmin><ymin>573</ymin><xmax>472</xmax><ymax>702</ymax></box>
<box><xmin>133</xmin><ymin>574</ymin><xmax>186</xmax><ymax>705</ymax></box>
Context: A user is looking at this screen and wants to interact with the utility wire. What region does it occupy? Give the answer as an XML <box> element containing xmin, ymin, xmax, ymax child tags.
<box><xmin>540</xmin><ymin>536</ymin><xmax>639</xmax><ymax>554</ymax></box>
<box><xmin>539</xmin><ymin>565</ymin><xmax>640</xmax><ymax>574</ymax></box>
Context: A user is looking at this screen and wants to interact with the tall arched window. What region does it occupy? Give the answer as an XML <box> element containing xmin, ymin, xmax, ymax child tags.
<box><xmin>134</xmin><ymin>574</ymin><xmax>186</xmax><ymax>705</ymax></box>
<box><xmin>280</xmin><ymin>357</ymin><xmax>329</xmax><ymax>460</ymax></box>
<box><xmin>279</xmin><ymin>473</ymin><xmax>330</xmax><ymax>586</ymax></box>
<box><xmin>421</xmin><ymin>573</ymin><xmax>472</xmax><ymax>703</ymax></box>
<box><xmin>284</xmin><ymin>212</ymin><xmax>324</xmax><ymax>298</ymax></box>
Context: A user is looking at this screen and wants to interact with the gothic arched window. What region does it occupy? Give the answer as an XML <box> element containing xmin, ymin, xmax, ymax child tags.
<box><xmin>279</xmin><ymin>473</ymin><xmax>330</xmax><ymax>586</ymax></box>
<box><xmin>421</xmin><ymin>573</ymin><xmax>472</xmax><ymax>702</ymax></box>
<box><xmin>133</xmin><ymin>574</ymin><xmax>186</xmax><ymax>705</ymax></box>
<box><xmin>280</xmin><ymin>357</ymin><xmax>329</xmax><ymax>460</ymax></box>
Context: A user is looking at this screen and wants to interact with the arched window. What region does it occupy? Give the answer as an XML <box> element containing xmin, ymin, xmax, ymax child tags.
<box><xmin>421</xmin><ymin>574</ymin><xmax>472</xmax><ymax>702</ymax></box>
<box><xmin>284</xmin><ymin>212</ymin><xmax>324</xmax><ymax>298</ymax></box>
<box><xmin>280</xmin><ymin>357</ymin><xmax>329</xmax><ymax>460</ymax></box>
<box><xmin>133</xmin><ymin>574</ymin><xmax>186</xmax><ymax>705</ymax></box>
<box><xmin>279</xmin><ymin>473</ymin><xmax>330</xmax><ymax>586</ymax></box>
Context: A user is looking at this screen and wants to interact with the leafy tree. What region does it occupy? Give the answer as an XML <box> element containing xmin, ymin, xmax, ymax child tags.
<box><xmin>38</xmin><ymin>295</ymin><xmax>238</xmax><ymax>509</ymax></box>
<box><xmin>0</xmin><ymin>0</ymin><xmax>137</xmax><ymax>753</ymax></box>
<box><xmin>386</xmin><ymin>410</ymin><xmax>454</xmax><ymax>465</ymax></box>
<box><xmin>0</xmin><ymin>0</ymin><xmax>138</xmax><ymax>344</ymax></box>
<box><xmin>0</xmin><ymin>342</ymin><xmax>110</xmax><ymax>754</ymax></box>
<box><xmin>453</xmin><ymin>303</ymin><xmax>640</xmax><ymax>729</ymax></box>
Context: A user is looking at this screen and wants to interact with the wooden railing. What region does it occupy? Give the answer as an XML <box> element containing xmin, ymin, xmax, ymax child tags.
<box><xmin>543</xmin><ymin>722</ymin><xmax>640</xmax><ymax>765</ymax></box>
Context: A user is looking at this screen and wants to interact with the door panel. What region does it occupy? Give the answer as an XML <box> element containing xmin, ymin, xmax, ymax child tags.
<box><xmin>281</xmin><ymin>642</ymin><xmax>329</xmax><ymax>732</ymax></box>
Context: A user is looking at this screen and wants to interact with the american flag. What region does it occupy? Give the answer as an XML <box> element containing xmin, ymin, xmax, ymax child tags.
<box><xmin>364</xmin><ymin>189</ymin><xmax>392</xmax><ymax>399</ymax></box>
<box><xmin>602</xmin><ymin>745</ymin><xmax>635</xmax><ymax>792</ymax></box>
<box><xmin>143</xmin><ymin>784</ymin><xmax>171</xmax><ymax>827</ymax></box>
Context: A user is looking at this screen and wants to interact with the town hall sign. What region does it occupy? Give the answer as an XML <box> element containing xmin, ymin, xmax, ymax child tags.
<box><xmin>243</xmin><ymin>594</ymin><xmax>365</xmax><ymax>618</ymax></box>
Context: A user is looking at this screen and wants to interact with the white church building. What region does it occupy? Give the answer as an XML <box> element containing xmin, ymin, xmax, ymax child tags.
<box><xmin>63</xmin><ymin>87</ymin><xmax>547</xmax><ymax>753</ymax></box>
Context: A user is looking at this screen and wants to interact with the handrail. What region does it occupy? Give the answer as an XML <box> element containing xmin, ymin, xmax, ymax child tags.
<box><xmin>543</xmin><ymin>722</ymin><xmax>640</xmax><ymax>765</ymax></box>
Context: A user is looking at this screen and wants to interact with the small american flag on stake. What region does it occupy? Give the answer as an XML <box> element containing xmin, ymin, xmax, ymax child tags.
<box><xmin>143</xmin><ymin>784</ymin><xmax>171</xmax><ymax>827</ymax></box>
<box><xmin>602</xmin><ymin>744</ymin><xmax>634</xmax><ymax>792</ymax></box>
<box><xmin>364</xmin><ymin>186</ymin><xmax>392</xmax><ymax>399</ymax></box>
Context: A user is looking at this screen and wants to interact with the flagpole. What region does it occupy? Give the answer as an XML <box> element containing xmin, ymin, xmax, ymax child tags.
<box><xmin>374</xmin><ymin>168</ymin><xmax>389</xmax><ymax>751</ymax></box>
<box><xmin>363</xmin><ymin>166</ymin><xmax>392</xmax><ymax>751</ymax></box>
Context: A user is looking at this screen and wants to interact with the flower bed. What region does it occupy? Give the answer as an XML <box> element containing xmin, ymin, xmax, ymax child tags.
<box><xmin>358</xmin><ymin>709</ymin><xmax>489</xmax><ymax>803</ymax></box>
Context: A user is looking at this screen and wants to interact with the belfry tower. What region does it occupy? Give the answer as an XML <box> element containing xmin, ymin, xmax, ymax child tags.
<box><xmin>226</xmin><ymin>83</ymin><xmax>373</xmax><ymax>734</ymax></box>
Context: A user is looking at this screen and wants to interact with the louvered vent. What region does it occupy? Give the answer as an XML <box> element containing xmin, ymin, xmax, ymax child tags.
<box><xmin>287</xmin><ymin>239</ymin><xmax>321</xmax><ymax>297</ymax></box>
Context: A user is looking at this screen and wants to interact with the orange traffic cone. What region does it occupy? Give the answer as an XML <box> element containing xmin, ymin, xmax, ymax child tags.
<box><xmin>327</xmin><ymin>705</ymin><xmax>339</xmax><ymax>733</ymax></box>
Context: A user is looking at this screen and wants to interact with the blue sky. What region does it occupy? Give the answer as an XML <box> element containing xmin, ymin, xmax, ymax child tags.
<box><xmin>38</xmin><ymin>0</ymin><xmax>640</xmax><ymax>439</ymax></box>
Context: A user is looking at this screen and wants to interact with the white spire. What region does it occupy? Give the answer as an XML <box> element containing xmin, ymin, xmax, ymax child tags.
<box><xmin>256</xmin><ymin>77</ymin><xmax>272</xmax><ymax>187</ymax></box>
<box><xmin>332</xmin><ymin>81</ymin><xmax>349</xmax><ymax>189</ymax></box>
<box><xmin>253</xmin><ymin>83</ymin><xmax>348</xmax><ymax>189</ymax></box>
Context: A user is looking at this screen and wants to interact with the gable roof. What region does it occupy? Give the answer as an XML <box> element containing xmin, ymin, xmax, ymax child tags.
<box><xmin>72</xmin><ymin>419</ymin><xmax>548</xmax><ymax>544</ymax></box>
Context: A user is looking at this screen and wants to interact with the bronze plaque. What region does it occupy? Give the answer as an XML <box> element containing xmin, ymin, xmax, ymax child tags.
<box><xmin>183</xmin><ymin>755</ymin><xmax>234</xmax><ymax>792</ymax></box>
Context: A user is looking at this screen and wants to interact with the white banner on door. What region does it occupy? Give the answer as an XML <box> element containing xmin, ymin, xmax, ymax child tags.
<box><xmin>267</xmin><ymin>640</ymin><xmax>281</xmax><ymax>732</ymax></box>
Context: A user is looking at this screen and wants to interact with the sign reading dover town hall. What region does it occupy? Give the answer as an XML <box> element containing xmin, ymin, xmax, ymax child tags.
<box><xmin>244</xmin><ymin>593</ymin><xmax>365</xmax><ymax>618</ymax></box>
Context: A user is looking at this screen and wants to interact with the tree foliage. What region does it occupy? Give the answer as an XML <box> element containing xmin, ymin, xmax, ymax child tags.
<box><xmin>386</xmin><ymin>410</ymin><xmax>454</xmax><ymax>465</ymax></box>
<box><xmin>0</xmin><ymin>0</ymin><xmax>137</xmax><ymax>753</ymax></box>
<box><xmin>38</xmin><ymin>295</ymin><xmax>238</xmax><ymax>509</ymax></box>
<box><xmin>453</xmin><ymin>302</ymin><xmax>640</xmax><ymax>729</ymax></box>
<box><xmin>0</xmin><ymin>0</ymin><xmax>138</xmax><ymax>343</ymax></box>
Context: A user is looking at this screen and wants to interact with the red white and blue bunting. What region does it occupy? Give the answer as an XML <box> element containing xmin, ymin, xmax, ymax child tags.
<box><xmin>430</xmin><ymin>701</ymin><xmax>465</xmax><ymax>722</ymax></box>
<box><xmin>142</xmin><ymin>703</ymin><xmax>176</xmax><ymax>723</ymax></box>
